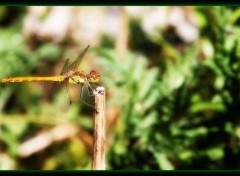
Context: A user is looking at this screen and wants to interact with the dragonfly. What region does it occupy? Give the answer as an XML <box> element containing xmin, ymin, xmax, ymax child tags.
<box><xmin>1</xmin><ymin>45</ymin><xmax>101</xmax><ymax>111</ymax></box>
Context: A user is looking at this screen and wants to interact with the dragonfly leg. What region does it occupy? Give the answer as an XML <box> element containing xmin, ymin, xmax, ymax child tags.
<box><xmin>87</xmin><ymin>84</ymin><xmax>95</xmax><ymax>96</ymax></box>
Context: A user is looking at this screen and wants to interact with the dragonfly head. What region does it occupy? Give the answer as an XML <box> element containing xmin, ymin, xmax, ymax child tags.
<box><xmin>87</xmin><ymin>70</ymin><xmax>100</xmax><ymax>84</ymax></box>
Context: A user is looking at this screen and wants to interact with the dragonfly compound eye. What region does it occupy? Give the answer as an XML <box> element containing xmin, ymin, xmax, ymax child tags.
<box><xmin>88</xmin><ymin>70</ymin><xmax>100</xmax><ymax>83</ymax></box>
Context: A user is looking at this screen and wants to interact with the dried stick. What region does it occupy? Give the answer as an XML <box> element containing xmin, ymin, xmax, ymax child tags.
<box><xmin>18</xmin><ymin>123</ymin><xmax>79</xmax><ymax>158</ymax></box>
<box><xmin>92</xmin><ymin>86</ymin><xmax>106</xmax><ymax>170</ymax></box>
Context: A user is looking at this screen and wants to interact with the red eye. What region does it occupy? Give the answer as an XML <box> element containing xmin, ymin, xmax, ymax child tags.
<box><xmin>91</xmin><ymin>71</ymin><xmax>97</xmax><ymax>77</ymax></box>
<box><xmin>89</xmin><ymin>70</ymin><xmax>100</xmax><ymax>82</ymax></box>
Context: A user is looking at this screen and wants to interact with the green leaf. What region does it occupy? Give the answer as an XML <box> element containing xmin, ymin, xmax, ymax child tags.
<box><xmin>155</xmin><ymin>153</ymin><xmax>174</xmax><ymax>170</ymax></box>
<box><xmin>36</xmin><ymin>43</ymin><xmax>62</xmax><ymax>61</ymax></box>
<box><xmin>190</xmin><ymin>102</ymin><xmax>226</xmax><ymax>113</ymax></box>
<box><xmin>206</xmin><ymin>148</ymin><xmax>224</xmax><ymax>161</ymax></box>
<box><xmin>138</xmin><ymin>68</ymin><xmax>159</xmax><ymax>100</ymax></box>
<box><xmin>139</xmin><ymin>111</ymin><xmax>158</xmax><ymax>129</ymax></box>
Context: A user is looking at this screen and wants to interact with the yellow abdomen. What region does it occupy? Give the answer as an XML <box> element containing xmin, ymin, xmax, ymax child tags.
<box><xmin>2</xmin><ymin>76</ymin><xmax>65</xmax><ymax>83</ymax></box>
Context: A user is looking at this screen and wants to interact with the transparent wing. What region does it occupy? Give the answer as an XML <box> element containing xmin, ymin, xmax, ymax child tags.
<box><xmin>54</xmin><ymin>81</ymin><xmax>72</xmax><ymax>112</ymax></box>
<box><xmin>80</xmin><ymin>82</ymin><xmax>95</xmax><ymax>109</ymax></box>
<box><xmin>61</xmin><ymin>58</ymin><xmax>69</xmax><ymax>75</ymax></box>
<box><xmin>52</xmin><ymin>45</ymin><xmax>90</xmax><ymax>112</ymax></box>
<box><xmin>68</xmin><ymin>45</ymin><xmax>90</xmax><ymax>71</ymax></box>
<box><xmin>52</xmin><ymin>58</ymin><xmax>69</xmax><ymax>99</ymax></box>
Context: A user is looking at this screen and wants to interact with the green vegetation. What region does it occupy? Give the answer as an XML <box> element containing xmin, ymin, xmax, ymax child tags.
<box><xmin>0</xmin><ymin>6</ymin><xmax>240</xmax><ymax>170</ymax></box>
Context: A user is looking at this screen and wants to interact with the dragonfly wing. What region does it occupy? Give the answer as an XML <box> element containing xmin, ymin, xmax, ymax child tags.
<box><xmin>61</xmin><ymin>58</ymin><xmax>69</xmax><ymax>75</ymax></box>
<box><xmin>52</xmin><ymin>45</ymin><xmax>90</xmax><ymax>111</ymax></box>
<box><xmin>68</xmin><ymin>45</ymin><xmax>90</xmax><ymax>71</ymax></box>
<box><xmin>80</xmin><ymin>83</ymin><xmax>95</xmax><ymax>109</ymax></box>
<box><xmin>54</xmin><ymin>80</ymin><xmax>72</xmax><ymax>112</ymax></box>
<box><xmin>52</xmin><ymin>58</ymin><xmax>69</xmax><ymax>96</ymax></box>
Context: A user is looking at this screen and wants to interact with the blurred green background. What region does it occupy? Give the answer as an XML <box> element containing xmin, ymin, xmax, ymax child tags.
<box><xmin>0</xmin><ymin>6</ymin><xmax>240</xmax><ymax>170</ymax></box>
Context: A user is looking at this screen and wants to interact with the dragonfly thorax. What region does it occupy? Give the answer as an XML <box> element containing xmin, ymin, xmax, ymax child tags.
<box><xmin>69</xmin><ymin>75</ymin><xmax>85</xmax><ymax>84</ymax></box>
